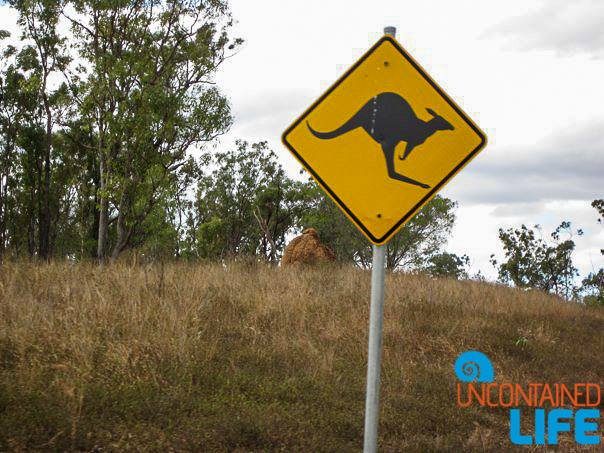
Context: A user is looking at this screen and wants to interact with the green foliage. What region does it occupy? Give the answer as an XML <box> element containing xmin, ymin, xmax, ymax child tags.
<box><xmin>515</xmin><ymin>335</ymin><xmax>529</xmax><ymax>348</ymax></box>
<box><xmin>386</xmin><ymin>195</ymin><xmax>457</xmax><ymax>270</ymax></box>
<box><xmin>191</xmin><ymin>141</ymin><xmax>307</xmax><ymax>262</ymax></box>
<box><xmin>1</xmin><ymin>41</ymin><xmax>56</xmax><ymax>258</ymax></box>
<box><xmin>580</xmin><ymin>199</ymin><xmax>604</xmax><ymax>306</ymax></box>
<box><xmin>582</xmin><ymin>269</ymin><xmax>604</xmax><ymax>307</ymax></box>
<box><xmin>63</xmin><ymin>0</ymin><xmax>239</xmax><ymax>262</ymax></box>
<box><xmin>425</xmin><ymin>252</ymin><xmax>470</xmax><ymax>279</ymax></box>
<box><xmin>490</xmin><ymin>222</ymin><xmax>582</xmax><ymax>300</ymax></box>
<box><xmin>297</xmin><ymin>182</ymin><xmax>457</xmax><ymax>270</ymax></box>
<box><xmin>291</xmin><ymin>181</ymin><xmax>364</xmax><ymax>264</ymax></box>
<box><xmin>0</xmin><ymin>0</ymin><xmax>239</xmax><ymax>262</ymax></box>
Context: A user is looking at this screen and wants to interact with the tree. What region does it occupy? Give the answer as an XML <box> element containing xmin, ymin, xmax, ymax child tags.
<box><xmin>582</xmin><ymin>270</ymin><xmax>604</xmax><ymax>307</ymax></box>
<box><xmin>0</xmin><ymin>26</ymin><xmax>74</xmax><ymax>260</ymax></box>
<box><xmin>490</xmin><ymin>222</ymin><xmax>582</xmax><ymax>300</ymax></box>
<box><xmin>581</xmin><ymin>199</ymin><xmax>604</xmax><ymax>306</ymax></box>
<box><xmin>384</xmin><ymin>196</ymin><xmax>457</xmax><ymax>270</ymax></box>
<box><xmin>297</xmin><ymin>181</ymin><xmax>458</xmax><ymax>271</ymax></box>
<box><xmin>190</xmin><ymin>141</ymin><xmax>307</xmax><ymax>263</ymax></box>
<box><xmin>53</xmin><ymin>119</ymin><xmax>101</xmax><ymax>259</ymax></box>
<box><xmin>62</xmin><ymin>0</ymin><xmax>240</xmax><ymax>263</ymax></box>
<box><xmin>0</xmin><ymin>34</ymin><xmax>23</xmax><ymax>260</ymax></box>
<box><xmin>425</xmin><ymin>252</ymin><xmax>470</xmax><ymax>280</ymax></box>
<box><xmin>11</xmin><ymin>0</ymin><xmax>71</xmax><ymax>259</ymax></box>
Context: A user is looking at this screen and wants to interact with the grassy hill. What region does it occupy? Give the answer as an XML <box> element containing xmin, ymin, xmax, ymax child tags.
<box><xmin>0</xmin><ymin>261</ymin><xmax>602</xmax><ymax>451</ymax></box>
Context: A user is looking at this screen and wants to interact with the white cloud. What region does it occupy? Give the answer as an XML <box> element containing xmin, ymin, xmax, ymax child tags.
<box><xmin>445</xmin><ymin>120</ymin><xmax>604</xmax><ymax>206</ymax></box>
<box><xmin>485</xmin><ymin>0</ymin><xmax>604</xmax><ymax>58</ymax></box>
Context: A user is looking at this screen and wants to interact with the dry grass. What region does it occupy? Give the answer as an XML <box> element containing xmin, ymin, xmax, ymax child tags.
<box><xmin>0</xmin><ymin>260</ymin><xmax>602</xmax><ymax>451</ymax></box>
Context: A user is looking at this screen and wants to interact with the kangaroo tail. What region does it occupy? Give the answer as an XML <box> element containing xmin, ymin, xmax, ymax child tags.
<box><xmin>306</xmin><ymin>116</ymin><xmax>360</xmax><ymax>140</ymax></box>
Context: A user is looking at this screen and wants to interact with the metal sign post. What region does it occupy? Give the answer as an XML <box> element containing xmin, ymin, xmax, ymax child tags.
<box><xmin>361</xmin><ymin>25</ymin><xmax>396</xmax><ymax>453</ymax></box>
<box><xmin>364</xmin><ymin>243</ymin><xmax>387</xmax><ymax>452</ymax></box>
<box><xmin>362</xmin><ymin>26</ymin><xmax>396</xmax><ymax>453</ymax></box>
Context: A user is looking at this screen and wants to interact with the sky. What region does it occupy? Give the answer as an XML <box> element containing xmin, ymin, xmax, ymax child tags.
<box><xmin>0</xmin><ymin>0</ymin><xmax>602</xmax><ymax>280</ymax></box>
<box><xmin>212</xmin><ymin>0</ymin><xmax>604</xmax><ymax>279</ymax></box>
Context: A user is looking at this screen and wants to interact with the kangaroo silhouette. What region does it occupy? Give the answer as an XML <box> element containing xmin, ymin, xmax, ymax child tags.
<box><xmin>307</xmin><ymin>92</ymin><xmax>454</xmax><ymax>189</ymax></box>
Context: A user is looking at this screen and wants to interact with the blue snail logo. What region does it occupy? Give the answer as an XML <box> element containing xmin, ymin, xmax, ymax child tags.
<box><xmin>455</xmin><ymin>351</ymin><xmax>494</xmax><ymax>382</ymax></box>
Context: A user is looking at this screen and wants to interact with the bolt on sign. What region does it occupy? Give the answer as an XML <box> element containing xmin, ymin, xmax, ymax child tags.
<box><xmin>282</xmin><ymin>35</ymin><xmax>487</xmax><ymax>245</ymax></box>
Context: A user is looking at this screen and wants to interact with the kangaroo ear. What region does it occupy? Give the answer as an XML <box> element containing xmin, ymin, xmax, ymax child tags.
<box><xmin>426</xmin><ymin>108</ymin><xmax>438</xmax><ymax>117</ymax></box>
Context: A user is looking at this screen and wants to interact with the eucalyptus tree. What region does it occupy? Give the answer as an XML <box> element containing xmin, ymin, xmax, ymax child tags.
<box><xmin>0</xmin><ymin>34</ymin><xmax>22</xmax><ymax>259</ymax></box>
<box><xmin>490</xmin><ymin>222</ymin><xmax>582</xmax><ymax>300</ymax></box>
<box><xmin>9</xmin><ymin>0</ymin><xmax>71</xmax><ymax>259</ymax></box>
<box><xmin>61</xmin><ymin>0</ymin><xmax>240</xmax><ymax>263</ymax></box>
<box><xmin>0</xmin><ymin>25</ymin><xmax>72</xmax><ymax>259</ymax></box>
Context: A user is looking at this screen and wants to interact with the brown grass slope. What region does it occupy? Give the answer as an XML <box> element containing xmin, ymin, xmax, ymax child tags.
<box><xmin>0</xmin><ymin>261</ymin><xmax>602</xmax><ymax>452</ymax></box>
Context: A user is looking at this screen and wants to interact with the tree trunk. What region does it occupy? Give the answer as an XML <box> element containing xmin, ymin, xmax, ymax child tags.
<box><xmin>110</xmin><ymin>209</ymin><xmax>130</xmax><ymax>263</ymax></box>
<box><xmin>28</xmin><ymin>213</ymin><xmax>36</xmax><ymax>257</ymax></box>
<box><xmin>110</xmin><ymin>187</ymin><xmax>130</xmax><ymax>263</ymax></box>
<box><xmin>39</xmin><ymin>101</ymin><xmax>52</xmax><ymax>260</ymax></box>
<box><xmin>253</xmin><ymin>207</ymin><xmax>277</xmax><ymax>263</ymax></box>
<box><xmin>88</xmin><ymin>150</ymin><xmax>100</xmax><ymax>259</ymax></box>
<box><xmin>90</xmin><ymin>189</ymin><xmax>100</xmax><ymax>258</ymax></box>
<box><xmin>97</xmin><ymin>138</ymin><xmax>108</xmax><ymax>265</ymax></box>
<box><xmin>0</xmin><ymin>175</ymin><xmax>4</xmax><ymax>263</ymax></box>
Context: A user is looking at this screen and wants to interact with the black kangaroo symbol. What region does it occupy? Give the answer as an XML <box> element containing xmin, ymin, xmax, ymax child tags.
<box><xmin>307</xmin><ymin>92</ymin><xmax>454</xmax><ymax>189</ymax></box>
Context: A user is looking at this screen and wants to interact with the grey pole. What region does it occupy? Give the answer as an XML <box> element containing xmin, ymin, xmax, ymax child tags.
<box><xmin>363</xmin><ymin>244</ymin><xmax>387</xmax><ymax>453</ymax></box>
<box><xmin>383</xmin><ymin>26</ymin><xmax>396</xmax><ymax>37</ymax></box>
<box><xmin>363</xmin><ymin>25</ymin><xmax>395</xmax><ymax>453</ymax></box>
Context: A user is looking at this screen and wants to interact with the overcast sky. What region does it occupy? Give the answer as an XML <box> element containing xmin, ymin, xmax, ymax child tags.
<box><xmin>212</xmin><ymin>0</ymin><xmax>604</xmax><ymax>279</ymax></box>
<box><xmin>1</xmin><ymin>1</ymin><xmax>602</xmax><ymax>280</ymax></box>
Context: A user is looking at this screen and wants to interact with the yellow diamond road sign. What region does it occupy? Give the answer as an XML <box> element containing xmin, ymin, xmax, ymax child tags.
<box><xmin>282</xmin><ymin>35</ymin><xmax>487</xmax><ymax>245</ymax></box>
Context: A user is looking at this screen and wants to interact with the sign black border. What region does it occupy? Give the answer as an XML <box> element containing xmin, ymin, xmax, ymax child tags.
<box><xmin>282</xmin><ymin>36</ymin><xmax>487</xmax><ymax>245</ymax></box>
